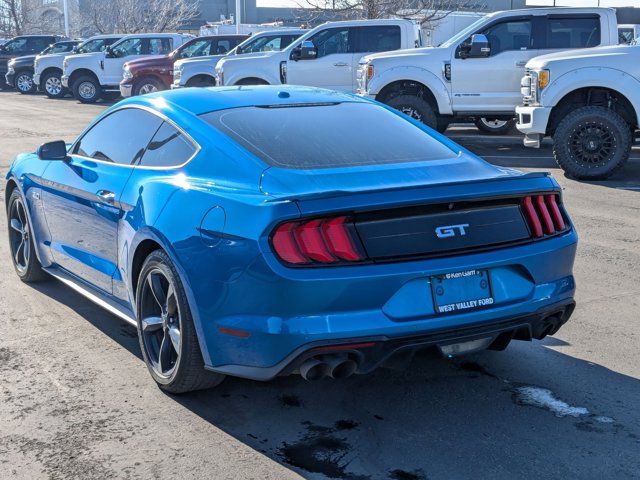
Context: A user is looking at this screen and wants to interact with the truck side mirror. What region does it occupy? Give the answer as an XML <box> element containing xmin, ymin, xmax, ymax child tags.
<box><xmin>37</xmin><ymin>140</ymin><xmax>68</xmax><ymax>161</ymax></box>
<box><xmin>467</xmin><ymin>34</ymin><xmax>490</xmax><ymax>58</ymax></box>
<box><xmin>298</xmin><ymin>40</ymin><xmax>317</xmax><ymax>60</ymax></box>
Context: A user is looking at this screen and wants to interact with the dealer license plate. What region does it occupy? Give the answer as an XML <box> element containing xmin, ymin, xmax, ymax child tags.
<box><xmin>431</xmin><ymin>269</ymin><xmax>494</xmax><ymax>314</ymax></box>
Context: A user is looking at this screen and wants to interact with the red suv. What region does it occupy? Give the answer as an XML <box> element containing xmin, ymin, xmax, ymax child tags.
<box><xmin>120</xmin><ymin>35</ymin><xmax>247</xmax><ymax>97</ymax></box>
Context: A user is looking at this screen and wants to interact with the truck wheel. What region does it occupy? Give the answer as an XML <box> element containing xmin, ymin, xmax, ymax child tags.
<box><xmin>15</xmin><ymin>71</ymin><xmax>36</xmax><ymax>94</ymax></box>
<box><xmin>436</xmin><ymin>119</ymin><xmax>450</xmax><ymax>134</ymax></box>
<box><xmin>553</xmin><ymin>106</ymin><xmax>631</xmax><ymax>180</ymax></box>
<box><xmin>42</xmin><ymin>71</ymin><xmax>65</xmax><ymax>99</ymax></box>
<box><xmin>73</xmin><ymin>75</ymin><xmax>101</xmax><ymax>104</ymax></box>
<box><xmin>134</xmin><ymin>76</ymin><xmax>163</xmax><ymax>96</ymax></box>
<box><xmin>475</xmin><ymin>118</ymin><xmax>516</xmax><ymax>135</ymax></box>
<box><xmin>386</xmin><ymin>95</ymin><xmax>437</xmax><ymax>130</ymax></box>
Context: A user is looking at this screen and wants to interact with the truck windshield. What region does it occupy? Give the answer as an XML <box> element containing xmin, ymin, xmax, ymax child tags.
<box><xmin>440</xmin><ymin>15</ymin><xmax>488</xmax><ymax>48</ymax></box>
<box><xmin>201</xmin><ymin>102</ymin><xmax>456</xmax><ymax>170</ymax></box>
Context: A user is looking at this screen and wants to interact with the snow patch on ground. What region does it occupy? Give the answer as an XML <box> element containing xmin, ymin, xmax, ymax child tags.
<box><xmin>514</xmin><ymin>386</ymin><xmax>589</xmax><ymax>418</ymax></box>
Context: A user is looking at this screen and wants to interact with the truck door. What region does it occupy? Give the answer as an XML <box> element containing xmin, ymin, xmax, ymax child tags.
<box><xmin>286</xmin><ymin>26</ymin><xmax>355</xmax><ymax>92</ymax></box>
<box><xmin>450</xmin><ymin>16</ymin><xmax>540</xmax><ymax>113</ymax></box>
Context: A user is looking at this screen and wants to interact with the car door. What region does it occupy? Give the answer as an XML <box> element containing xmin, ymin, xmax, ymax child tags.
<box><xmin>286</xmin><ymin>27</ymin><xmax>355</xmax><ymax>91</ymax></box>
<box><xmin>41</xmin><ymin>108</ymin><xmax>163</xmax><ymax>294</ymax></box>
<box><xmin>450</xmin><ymin>16</ymin><xmax>541</xmax><ymax>113</ymax></box>
<box><xmin>104</xmin><ymin>37</ymin><xmax>172</xmax><ymax>85</ymax></box>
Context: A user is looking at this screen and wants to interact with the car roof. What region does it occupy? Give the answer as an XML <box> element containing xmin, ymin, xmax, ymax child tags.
<box><xmin>119</xmin><ymin>85</ymin><xmax>367</xmax><ymax>116</ymax></box>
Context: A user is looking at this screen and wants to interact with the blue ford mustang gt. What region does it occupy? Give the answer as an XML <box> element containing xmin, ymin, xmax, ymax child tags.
<box><xmin>5</xmin><ymin>86</ymin><xmax>577</xmax><ymax>393</ymax></box>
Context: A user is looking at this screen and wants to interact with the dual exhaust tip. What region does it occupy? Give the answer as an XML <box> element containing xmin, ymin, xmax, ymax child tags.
<box><xmin>299</xmin><ymin>354</ymin><xmax>358</xmax><ymax>381</ymax></box>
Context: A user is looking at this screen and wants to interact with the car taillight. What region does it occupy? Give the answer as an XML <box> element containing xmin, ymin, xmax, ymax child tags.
<box><xmin>271</xmin><ymin>216</ymin><xmax>365</xmax><ymax>266</ymax></box>
<box><xmin>522</xmin><ymin>194</ymin><xmax>567</xmax><ymax>238</ymax></box>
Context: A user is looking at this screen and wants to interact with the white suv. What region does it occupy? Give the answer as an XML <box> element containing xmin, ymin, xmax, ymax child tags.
<box><xmin>62</xmin><ymin>33</ymin><xmax>192</xmax><ymax>103</ymax></box>
<box><xmin>216</xmin><ymin>20</ymin><xmax>421</xmax><ymax>92</ymax></box>
<box><xmin>34</xmin><ymin>35</ymin><xmax>122</xmax><ymax>99</ymax></box>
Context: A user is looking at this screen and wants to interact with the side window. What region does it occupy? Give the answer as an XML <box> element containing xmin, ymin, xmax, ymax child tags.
<box><xmin>27</xmin><ymin>37</ymin><xmax>50</xmax><ymax>53</ymax></box>
<box><xmin>546</xmin><ymin>17</ymin><xmax>600</xmax><ymax>49</ymax></box>
<box><xmin>138</xmin><ymin>122</ymin><xmax>196</xmax><ymax>168</ymax></box>
<box><xmin>112</xmin><ymin>38</ymin><xmax>143</xmax><ymax>57</ymax></box>
<box><xmin>482</xmin><ymin>19</ymin><xmax>532</xmax><ymax>55</ymax></box>
<box><xmin>2</xmin><ymin>38</ymin><xmax>28</xmax><ymax>53</ymax></box>
<box><xmin>356</xmin><ymin>26</ymin><xmax>401</xmax><ymax>53</ymax></box>
<box><xmin>280</xmin><ymin>35</ymin><xmax>298</xmax><ymax>49</ymax></box>
<box><xmin>73</xmin><ymin>109</ymin><xmax>163</xmax><ymax>165</ymax></box>
<box><xmin>213</xmin><ymin>39</ymin><xmax>232</xmax><ymax>55</ymax></box>
<box><xmin>149</xmin><ymin>38</ymin><xmax>172</xmax><ymax>55</ymax></box>
<box><xmin>309</xmin><ymin>28</ymin><xmax>352</xmax><ymax>57</ymax></box>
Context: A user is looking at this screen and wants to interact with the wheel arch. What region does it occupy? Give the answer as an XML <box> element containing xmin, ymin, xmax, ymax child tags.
<box><xmin>547</xmin><ymin>86</ymin><xmax>638</xmax><ymax>137</ymax></box>
<box><xmin>185</xmin><ymin>74</ymin><xmax>216</xmax><ymax>87</ymax></box>
<box><xmin>128</xmin><ymin>229</ymin><xmax>213</xmax><ymax>367</ymax></box>
<box><xmin>68</xmin><ymin>68</ymin><xmax>99</xmax><ymax>87</ymax></box>
<box><xmin>234</xmin><ymin>76</ymin><xmax>270</xmax><ymax>86</ymax></box>
<box><xmin>4</xmin><ymin>178</ymin><xmax>19</xmax><ymax>211</ymax></box>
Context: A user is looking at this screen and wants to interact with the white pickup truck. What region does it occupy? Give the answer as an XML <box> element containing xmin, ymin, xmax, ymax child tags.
<box><xmin>62</xmin><ymin>33</ymin><xmax>192</xmax><ymax>103</ymax></box>
<box><xmin>517</xmin><ymin>44</ymin><xmax>640</xmax><ymax>179</ymax></box>
<box><xmin>216</xmin><ymin>19</ymin><xmax>421</xmax><ymax>91</ymax></box>
<box><xmin>172</xmin><ymin>29</ymin><xmax>306</xmax><ymax>89</ymax></box>
<box><xmin>357</xmin><ymin>7</ymin><xmax>619</xmax><ymax>134</ymax></box>
<box><xmin>34</xmin><ymin>34</ymin><xmax>122</xmax><ymax>99</ymax></box>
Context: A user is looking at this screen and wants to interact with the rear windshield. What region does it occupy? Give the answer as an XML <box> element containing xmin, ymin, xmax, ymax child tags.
<box><xmin>200</xmin><ymin>102</ymin><xmax>456</xmax><ymax>169</ymax></box>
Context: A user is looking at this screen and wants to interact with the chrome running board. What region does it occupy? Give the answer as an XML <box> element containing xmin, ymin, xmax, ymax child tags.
<box><xmin>43</xmin><ymin>266</ymin><xmax>137</xmax><ymax>327</ymax></box>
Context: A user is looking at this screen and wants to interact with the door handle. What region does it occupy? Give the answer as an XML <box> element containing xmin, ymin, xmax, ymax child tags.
<box><xmin>96</xmin><ymin>190</ymin><xmax>115</xmax><ymax>204</ymax></box>
<box><xmin>333</xmin><ymin>62</ymin><xmax>348</xmax><ymax>67</ymax></box>
<box><xmin>516</xmin><ymin>61</ymin><xmax>527</xmax><ymax>67</ymax></box>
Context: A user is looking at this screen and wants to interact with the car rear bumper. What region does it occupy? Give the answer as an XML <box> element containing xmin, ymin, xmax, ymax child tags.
<box><xmin>195</xmin><ymin>230</ymin><xmax>578</xmax><ymax>379</ymax></box>
<box><xmin>516</xmin><ymin>105</ymin><xmax>552</xmax><ymax>148</ymax></box>
<box><xmin>210</xmin><ymin>299</ymin><xmax>576</xmax><ymax>380</ymax></box>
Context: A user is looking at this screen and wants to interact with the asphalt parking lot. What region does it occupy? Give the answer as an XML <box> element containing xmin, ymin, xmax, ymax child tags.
<box><xmin>0</xmin><ymin>91</ymin><xmax>639</xmax><ymax>480</ymax></box>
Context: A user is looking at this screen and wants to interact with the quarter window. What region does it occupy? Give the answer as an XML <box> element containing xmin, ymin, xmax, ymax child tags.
<box><xmin>74</xmin><ymin>109</ymin><xmax>163</xmax><ymax>165</ymax></box>
<box><xmin>546</xmin><ymin>17</ymin><xmax>600</xmax><ymax>49</ymax></box>
<box><xmin>482</xmin><ymin>19</ymin><xmax>532</xmax><ymax>55</ymax></box>
<box><xmin>355</xmin><ymin>26</ymin><xmax>401</xmax><ymax>53</ymax></box>
<box><xmin>138</xmin><ymin>122</ymin><xmax>196</xmax><ymax>168</ymax></box>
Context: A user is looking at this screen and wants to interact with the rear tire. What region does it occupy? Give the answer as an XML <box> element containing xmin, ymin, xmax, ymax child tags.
<box><xmin>7</xmin><ymin>190</ymin><xmax>47</xmax><ymax>283</ymax></box>
<box><xmin>386</xmin><ymin>94</ymin><xmax>438</xmax><ymax>130</ymax></box>
<box><xmin>553</xmin><ymin>106</ymin><xmax>631</xmax><ymax>180</ymax></box>
<box><xmin>73</xmin><ymin>75</ymin><xmax>101</xmax><ymax>103</ymax></box>
<box><xmin>475</xmin><ymin>118</ymin><xmax>516</xmax><ymax>135</ymax></box>
<box><xmin>42</xmin><ymin>71</ymin><xmax>66</xmax><ymax>99</ymax></box>
<box><xmin>136</xmin><ymin>250</ymin><xmax>225</xmax><ymax>394</ymax></box>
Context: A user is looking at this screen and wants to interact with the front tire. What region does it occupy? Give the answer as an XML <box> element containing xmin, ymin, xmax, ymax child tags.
<box><xmin>475</xmin><ymin>118</ymin><xmax>516</xmax><ymax>135</ymax></box>
<box><xmin>553</xmin><ymin>106</ymin><xmax>631</xmax><ymax>180</ymax></box>
<box><xmin>15</xmin><ymin>71</ymin><xmax>37</xmax><ymax>94</ymax></box>
<box><xmin>386</xmin><ymin>94</ymin><xmax>438</xmax><ymax>130</ymax></box>
<box><xmin>136</xmin><ymin>250</ymin><xmax>225</xmax><ymax>394</ymax></box>
<box><xmin>42</xmin><ymin>71</ymin><xmax>66</xmax><ymax>99</ymax></box>
<box><xmin>73</xmin><ymin>75</ymin><xmax>101</xmax><ymax>103</ymax></box>
<box><xmin>133</xmin><ymin>76</ymin><xmax>163</xmax><ymax>96</ymax></box>
<box><xmin>7</xmin><ymin>190</ymin><xmax>47</xmax><ymax>282</ymax></box>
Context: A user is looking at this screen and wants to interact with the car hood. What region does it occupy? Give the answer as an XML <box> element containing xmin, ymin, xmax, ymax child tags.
<box><xmin>36</xmin><ymin>52</ymin><xmax>68</xmax><ymax>61</ymax></box>
<box><xmin>174</xmin><ymin>55</ymin><xmax>224</xmax><ymax>69</ymax></box>
<box><xmin>66</xmin><ymin>51</ymin><xmax>105</xmax><ymax>63</ymax></box>
<box><xmin>126</xmin><ymin>54</ymin><xmax>172</xmax><ymax>69</ymax></box>
<box><xmin>219</xmin><ymin>51</ymin><xmax>282</xmax><ymax>68</ymax></box>
<box><xmin>361</xmin><ymin>46</ymin><xmax>447</xmax><ymax>64</ymax></box>
<box><xmin>260</xmin><ymin>149</ymin><xmax>526</xmax><ymax>201</ymax></box>
<box><xmin>527</xmin><ymin>44</ymin><xmax>636</xmax><ymax>70</ymax></box>
<box><xmin>10</xmin><ymin>54</ymin><xmax>36</xmax><ymax>67</ymax></box>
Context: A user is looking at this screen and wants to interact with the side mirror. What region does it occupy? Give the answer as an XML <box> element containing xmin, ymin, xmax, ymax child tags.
<box><xmin>37</xmin><ymin>140</ymin><xmax>68</xmax><ymax>161</ymax></box>
<box><xmin>298</xmin><ymin>40</ymin><xmax>317</xmax><ymax>60</ymax></box>
<box><xmin>465</xmin><ymin>34</ymin><xmax>490</xmax><ymax>58</ymax></box>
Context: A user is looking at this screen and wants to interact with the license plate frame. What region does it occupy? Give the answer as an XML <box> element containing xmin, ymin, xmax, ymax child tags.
<box><xmin>430</xmin><ymin>269</ymin><xmax>494</xmax><ymax>315</ymax></box>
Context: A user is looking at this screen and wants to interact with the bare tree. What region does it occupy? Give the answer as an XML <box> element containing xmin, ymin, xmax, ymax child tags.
<box><xmin>80</xmin><ymin>0</ymin><xmax>199</xmax><ymax>35</ymax></box>
<box><xmin>298</xmin><ymin>0</ymin><xmax>484</xmax><ymax>27</ymax></box>
<box><xmin>0</xmin><ymin>0</ymin><xmax>35</xmax><ymax>36</ymax></box>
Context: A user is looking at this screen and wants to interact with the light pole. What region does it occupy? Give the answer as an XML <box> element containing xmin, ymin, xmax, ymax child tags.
<box><xmin>236</xmin><ymin>0</ymin><xmax>242</xmax><ymax>33</ymax></box>
<box><xmin>62</xmin><ymin>0</ymin><xmax>70</xmax><ymax>37</ymax></box>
